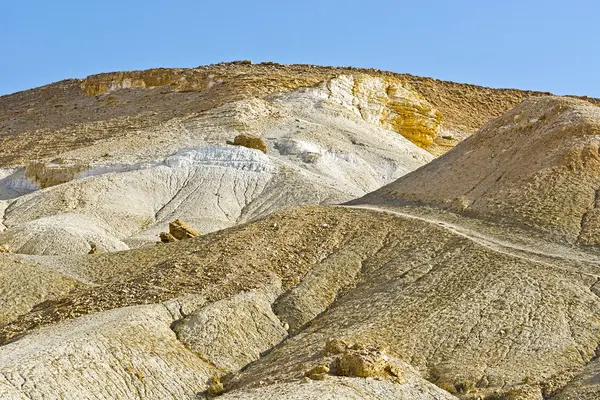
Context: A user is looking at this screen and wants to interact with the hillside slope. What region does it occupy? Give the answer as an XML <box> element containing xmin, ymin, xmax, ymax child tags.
<box><xmin>1</xmin><ymin>95</ymin><xmax>600</xmax><ymax>399</ymax></box>
<box><xmin>352</xmin><ymin>96</ymin><xmax>600</xmax><ymax>245</ymax></box>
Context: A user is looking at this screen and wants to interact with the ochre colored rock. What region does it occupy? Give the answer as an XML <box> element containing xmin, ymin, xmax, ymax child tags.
<box><xmin>0</xmin><ymin>245</ymin><xmax>9</xmax><ymax>253</ymax></box>
<box><xmin>159</xmin><ymin>232</ymin><xmax>177</xmax><ymax>243</ymax></box>
<box><xmin>329</xmin><ymin>342</ymin><xmax>400</xmax><ymax>380</ymax></box>
<box><xmin>88</xmin><ymin>245</ymin><xmax>99</xmax><ymax>254</ymax></box>
<box><xmin>168</xmin><ymin>219</ymin><xmax>201</xmax><ymax>240</ymax></box>
<box><xmin>232</xmin><ymin>134</ymin><xmax>267</xmax><ymax>154</ymax></box>
<box><xmin>324</xmin><ymin>338</ymin><xmax>349</xmax><ymax>355</ymax></box>
<box><xmin>206</xmin><ymin>377</ymin><xmax>224</xmax><ymax>398</ymax></box>
<box><xmin>327</xmin><ymin>74</ymin><xmax>443</xmax><ymax>148</ymax></box>
<box><xmin>304</xmin><ymin>364</ymin><xmax>330</xmax><ymax>380</ymax></box>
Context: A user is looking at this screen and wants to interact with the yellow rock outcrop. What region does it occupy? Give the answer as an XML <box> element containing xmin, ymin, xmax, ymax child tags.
<box><xmin>232</xmin><ymin>134</ymin><xmax>268</xmax><ymax>154</ymax></box>
<box><xmin>381</xmin><ymin>87</ymin><xmax>443</xmax><ymax>147</ymax></box>
<box><xmin>168</xmin><ymin>219</ymin><xmax>201</xmax><ymax>240</ymax></box>
<box><xmin>324</xmin><ymin>74</ymin><xmax>443</xmax><ymax>147</ymax></box>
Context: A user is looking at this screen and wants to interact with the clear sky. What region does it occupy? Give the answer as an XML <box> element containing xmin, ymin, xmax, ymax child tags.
<box><xmin>1</xmin><ymin>0</ymin><xmax>599</xmax><ymax>97</ymax></box>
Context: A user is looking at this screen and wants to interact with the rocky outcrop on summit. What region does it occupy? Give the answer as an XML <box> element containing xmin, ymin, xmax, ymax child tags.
<box><xmin>0</xmin><ymin>62</ymin><xmax>571</xmax><ymax>167</ymax></box>
<box><xmin>353</xmin><ymin>96</ymin><xmax>600</xmax><ymax>244</ymax></box>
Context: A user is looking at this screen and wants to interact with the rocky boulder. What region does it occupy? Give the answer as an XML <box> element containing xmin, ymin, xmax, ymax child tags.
<box><xmin>232</xmin><ymin>134</ymin><xmax>268</xmax><ymax>154</ymax></box>
<box><xmin>168</xmin><ymin>219</ymin><xmax>201</xmax><ymax>240</ymax></box>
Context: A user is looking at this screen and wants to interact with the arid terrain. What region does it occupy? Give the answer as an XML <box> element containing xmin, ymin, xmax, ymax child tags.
<box><xmin>1</xmin><ymin>62</ymin><xmax>600</xmax><ymax>400</ymax></box>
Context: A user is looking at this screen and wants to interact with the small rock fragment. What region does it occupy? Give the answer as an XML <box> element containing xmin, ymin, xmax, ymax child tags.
<box><xmin>232</xmin><ymin>134</ymin><xmax>267</xmax><ymax>154</ymax></box>
<box><xmin>305</xmin><ymin>364</ymin><xmax>330</xmax><ymax>380</ymax></box>
<box><xmin>159</xmin><ymin>231</ymin><xmax>177</xmax><ymax>243</ymax></box>
<box><xmin>326</xmin><ymin>341</ymin><xmax>404</xmax><ymax>382</ymax></box>
<box><xmin>206</xmin><ymin>376</ymin><xmax>224</xmax><ymax>398</ymax></box>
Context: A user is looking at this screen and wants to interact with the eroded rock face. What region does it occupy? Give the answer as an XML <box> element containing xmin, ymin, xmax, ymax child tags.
<box><xmin>173</xmin><ymin>287</ymin><xmax>287</xmax><ymax>372</ymax></box>
<box><xmin>0</xmin><ymin>304</ymin><xmax>216</xmax><ymax>400</ymax></box>
<box><xmin>286</xmin><ymin>74</ymin><xmax>443</xmax><ymax>147</ymax></box>
<box><xmin>80</xmin><ymin>68</ymin><xmax>208</xmax><ymax>96</ymax></box>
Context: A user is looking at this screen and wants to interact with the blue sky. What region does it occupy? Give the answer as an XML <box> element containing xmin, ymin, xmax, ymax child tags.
<box><xmin>1</xmin><ymin>0</ymin><xmax>599</xmax><ymax>97</ymax></box>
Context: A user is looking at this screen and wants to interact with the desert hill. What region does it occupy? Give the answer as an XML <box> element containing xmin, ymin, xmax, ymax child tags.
<box><xmin>0</xmin><ymin>61</ymin><xmax>561</xmax><ymax>165</ymax></box>
<box><xmin>2</xmin><ymin>64</ymin><xmax>600</xmax><ymax>400</ymax></box>
<box><xmin>0</xmin><ymin>62</ymin><xmax>571</xmax><ymax>257</ymax></box>
<box><xmin>352</xmin><ymin>96</ymin><xmax>600</xmax><ymax>246</ymax></box>
<box><xmin>2</xmin><ymin>62</ymin><xmax>597</xmax><ymax>258</ymax></box>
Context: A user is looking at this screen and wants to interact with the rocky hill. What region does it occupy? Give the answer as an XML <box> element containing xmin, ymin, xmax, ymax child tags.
<box><xmin>352</xmin><ymin>96</ymin><xmax>600</xmax><ymax>245</ymax></box>
<box><xmin>1</xmin><ymin>63</ymin><xmax>600</xmax><ymax>400</ymax></box>
<box><xmin>0</xmin><ymin>61</ymin><xmax>562</xmax><ymax>166</ymax></box>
